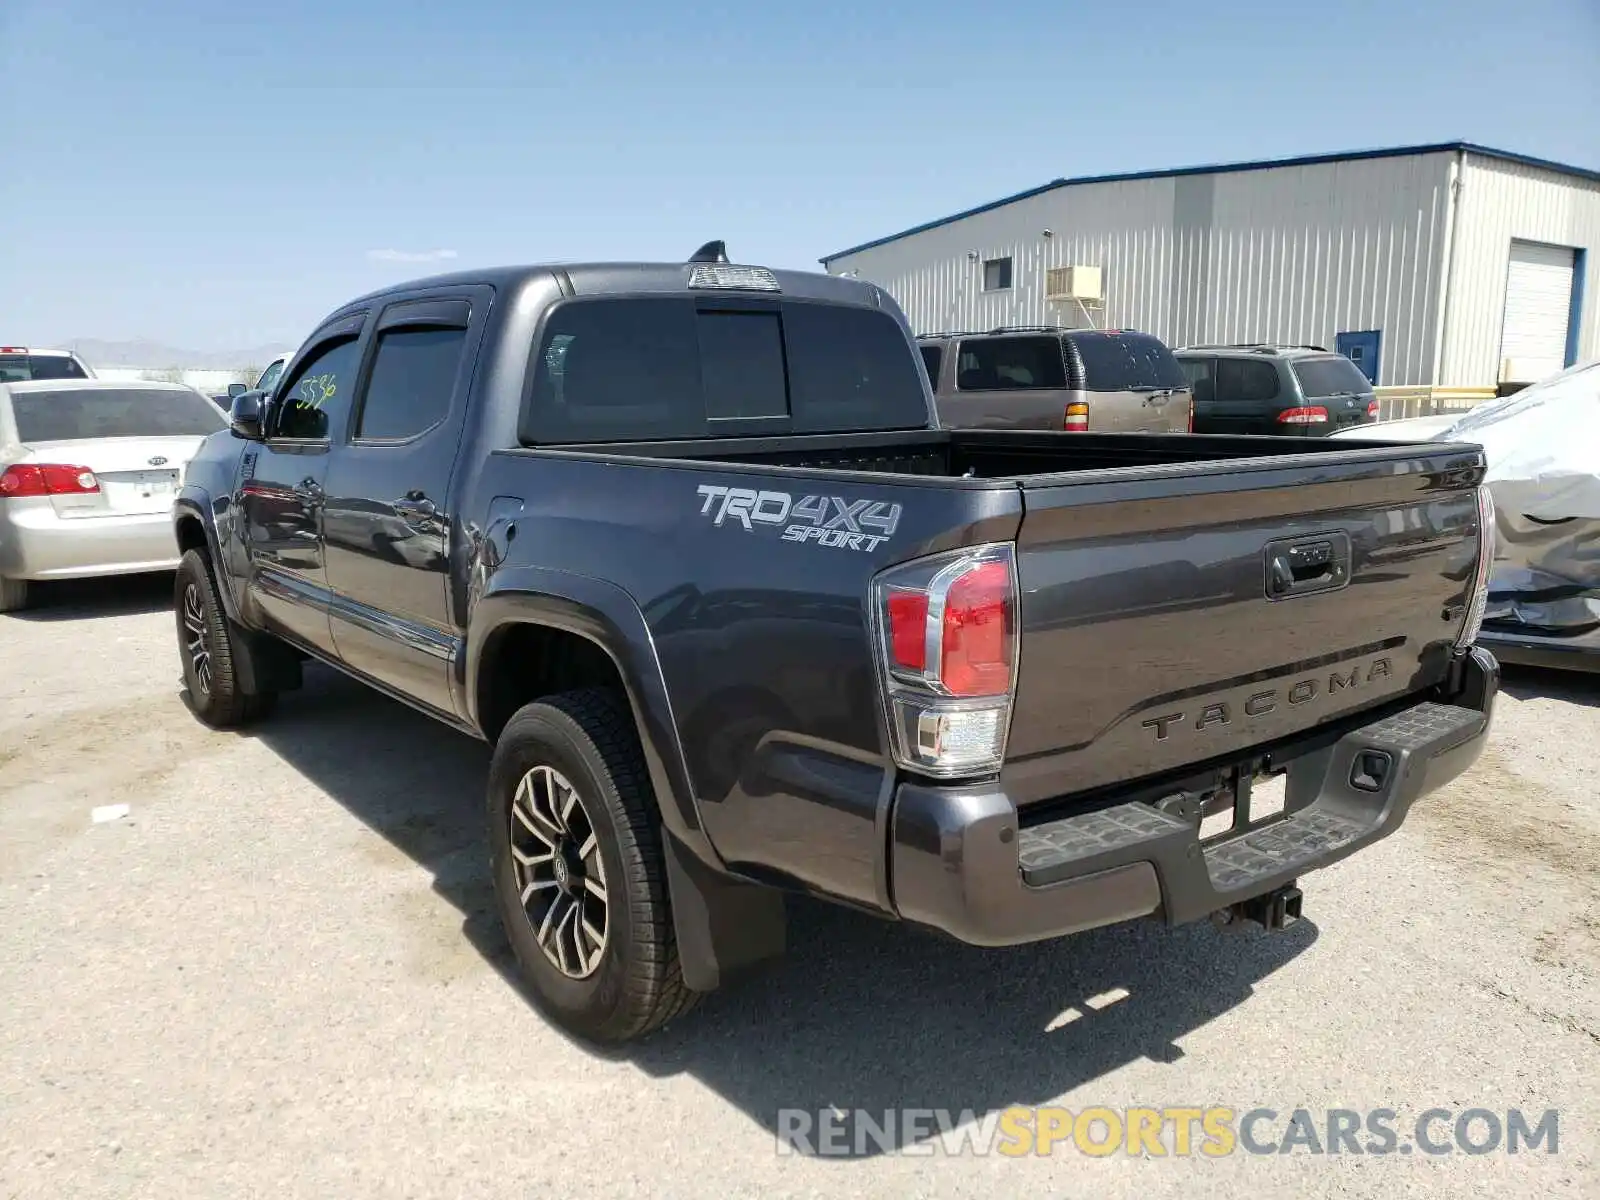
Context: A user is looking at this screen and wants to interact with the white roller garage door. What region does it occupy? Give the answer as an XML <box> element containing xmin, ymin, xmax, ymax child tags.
<box><xmin>1498</xmin><ymin>240</ymin><xmax>1575</xmax><ymax>384</ymax></box>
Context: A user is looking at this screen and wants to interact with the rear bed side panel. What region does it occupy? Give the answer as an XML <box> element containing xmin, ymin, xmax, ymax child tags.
<box><xmin>470</xmin><ymin>450</ymin><xmax>1021</xmax><ymax>909</ymax></box>
<box><xmin>1004</xmin><ymin>444</ymin><xmax>1487</xmax><ymax>807</ymax></box>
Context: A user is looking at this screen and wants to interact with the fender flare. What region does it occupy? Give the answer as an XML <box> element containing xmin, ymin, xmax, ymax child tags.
<box><xmin>466</xmin><ymin>568</ymin><xmax>721</xmax><ymax>870</ymax></box>
<box><xmin>173</xmin><ymin>487</ymin><xmax>244</xmax><ymax>625</ymax></box>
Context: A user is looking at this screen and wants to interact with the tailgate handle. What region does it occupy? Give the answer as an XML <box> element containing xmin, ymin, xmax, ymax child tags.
<box><xmin>1265</xmin><ymin>533</ymin><xmax>1350</xmax><ymax>599</ymax></box>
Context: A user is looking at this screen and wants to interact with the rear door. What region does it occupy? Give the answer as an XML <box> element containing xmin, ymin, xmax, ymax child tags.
<box><xmin>238</xmin><ymin>316</ymin><xmax>367</xmax><ymax>654</ymax></box>
<box><xmin>1067</xmin><ymin>331</ymin><xmax>1192</xmax><ymax>432</ymax></box>
<box><xmin>1002</xmin><ymin>445</ymin><xmax>1485</xmax><ymax>806</ymax></box>
<box><xmin>321</xmin><ymin>290</ymin><xmax>489</xmax><ymax>716</ymax></box>
<box><xmin>942</xmin><ymin>335</ymin><xmax>1069</xmax><ymax>430</ymax></box>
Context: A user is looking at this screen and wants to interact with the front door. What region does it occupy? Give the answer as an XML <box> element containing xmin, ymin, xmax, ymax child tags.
<box><xmin>238</xmin><ymin>321</ymin><xmax>366</xmax><ymax>654</ymax></box>
<box><xmin>1336</xmin><ymin>330</ymin><xmax>1381</xmax><ymax>384</ymax></box>
<box><xmin>321</xmin><ymin>293</ymin><xmax>485</xmax><ymax>717</ymax></box>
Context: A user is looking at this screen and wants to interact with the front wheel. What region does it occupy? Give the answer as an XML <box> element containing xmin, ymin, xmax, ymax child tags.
<box><xmin>175</xmin><ymin>550</ymin><xmax>276</xmax><ymax>728</ymax></box>
<box><xmin>487</xmin><ymin>689</ymin><xmax>698</xmax><ymax>1043</ymax></box>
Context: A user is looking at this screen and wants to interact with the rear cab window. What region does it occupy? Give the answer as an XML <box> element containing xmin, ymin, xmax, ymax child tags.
<box><xmin>1292</xmin><ymin>355</ymin><xmax>1374</xmax><ymax>398</ymax></box>
<box><xmin>1067</xmin><ymin>332</ymin><xmax>1188</xmax><ymax>393</ymax></box>
<box><xmin>0</xmin><ymin>354</ymin><xmax>89</xmax><ymax>383</ymax></box>
<box><xmin>954</xmin><ymin>336</ymin><xmax>1065</xmax><ymax>391</ymax></box>
<box><xmin>523</xmin><ymin>297</ymin><xmax>929</xmax><ymax>443</ymax></box>
<box><xmin>9</xmin><ymin>388</ymin><xmax>227</xmax><ymax>442</ymax></box>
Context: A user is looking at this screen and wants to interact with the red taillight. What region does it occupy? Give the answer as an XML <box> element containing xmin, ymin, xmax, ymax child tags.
<box><xmin>1276</xmin><ymin>406</ymin><xmax>1329</xmax><ymax>426</ymax></box>
<box><xmin>873</xmin><ymin>544</ymin><xmax>1018</xmax><ymax>777</ymax></box>
<box><xmin>1063</xmin><ymin>402</ymin><xmax>1089</xmax><ymax>431</ymax></box>
<box><xmin>939</xmin><ymin>561</ymin><xmax>1013</xmax><ymax>696</ymax></box>
<box><xmin>886</xmin><ymin>589</ymin><xmax>929</xmax><ymax>671</ymax></box>
<box><xmin>1367</xmin><ymin>399</ymin><xmax>1380</xmax><ymax>419</ymax></box>
<box><xmin>0</xmin><ymin>464</ymin><xmax>101</xmax><ymax>497</ymax></box>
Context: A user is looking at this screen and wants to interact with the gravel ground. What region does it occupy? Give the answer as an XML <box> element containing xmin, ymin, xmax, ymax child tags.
<box><xmin>2</xmin><ymin>574</ymin><xmax>1597</xmax><ymax>1199</ymax></box>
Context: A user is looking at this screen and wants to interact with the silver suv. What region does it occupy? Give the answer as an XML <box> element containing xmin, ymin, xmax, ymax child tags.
<box><xmin>917</xmin><ymin>327</ymin><xmax>1193</xmax><ymax>433</ymax></box>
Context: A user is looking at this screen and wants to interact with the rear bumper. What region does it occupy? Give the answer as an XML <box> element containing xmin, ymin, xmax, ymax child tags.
<box><xmin>1477</xmin><ymin>626</ymin><xmax>1600</xmax><ymax>674</ymax></box>
<box><xmin>887</xmin><ymin>647</ymin><xmax>1498</xmax><ymax>946</ymax></box>
<box><xmin>0</xmin><ymin>507</ymin><xmax>180</xmax><ymax>580</ymax></box>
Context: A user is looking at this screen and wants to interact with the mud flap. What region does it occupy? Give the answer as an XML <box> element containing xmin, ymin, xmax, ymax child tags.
<box><xmin>664</xmin><ymin>832</ymin><xmax>786</xmax><ymax>993</ymax></box>
<box><xmin>229</xmin><ymin>622</ymin><xmax>304</xmax><ymax>696</ymax></box>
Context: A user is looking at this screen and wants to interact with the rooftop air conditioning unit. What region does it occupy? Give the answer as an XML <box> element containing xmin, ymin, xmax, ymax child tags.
<box><xmin>1046</xmin><ymin>265</ymin><xmax>1102</xmax><ymax>303</ymax></box>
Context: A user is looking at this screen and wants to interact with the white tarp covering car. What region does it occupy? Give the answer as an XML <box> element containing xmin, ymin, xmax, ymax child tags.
<box><xmin>1336</xmin><ymin>360</ymin><xmax>1600</xmax><ymax>670</ymax></box>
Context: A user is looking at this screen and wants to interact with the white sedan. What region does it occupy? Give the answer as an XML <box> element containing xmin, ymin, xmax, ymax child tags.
<box><xmin>0</xmin><ymin>379</ymin><xmax>228</xmax><ymax>612</ymax></box>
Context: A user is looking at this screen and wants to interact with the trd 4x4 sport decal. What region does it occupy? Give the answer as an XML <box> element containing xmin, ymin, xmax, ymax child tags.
<box><xmin>695</xmin><ymin>484</ymin><xmax>902</xmax><ymax>553</ymax></box>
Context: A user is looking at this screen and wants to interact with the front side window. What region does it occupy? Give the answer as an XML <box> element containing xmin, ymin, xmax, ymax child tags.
<box><xmin>356</xmin><ymin>326</ymin><xmax>467</xmax><ymax>440</ymax></box>
<box><xmin>955</xmin><ymin>335</ymin><xmax>1066</xmax><ymax>391</ymax></box>
<box><xmin>1215</xmin><ymin>358</ymin><xmax>1280</xmax><ymax>403</ymax></box>
<box><xmin>1179</xmin><ymin>357</ymin><xmax>1215</xmax><ymax>400</ymax></box>
<box><xmin>274</xmin><ymin>337</ymin><xmax>362</xmax><ymax>440</ymax></box>
<box><xmin>982</xmin><ymin>257</ymin><xmax>1013</xmax><ymax>291</ymax></box>
<box><xmin>256</xmin><ymin>358</ymin><xmax>286</xmax><ymax>394</ymax></box>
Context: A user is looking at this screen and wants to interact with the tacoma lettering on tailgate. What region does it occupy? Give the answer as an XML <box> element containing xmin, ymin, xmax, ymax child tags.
<box><xmin>695</xmin><ymin>484</ymin><xmax>902</xmax><ymax>553</ymax></box>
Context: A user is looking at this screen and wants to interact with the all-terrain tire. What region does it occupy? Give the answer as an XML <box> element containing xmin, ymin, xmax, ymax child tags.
<box><xmin>487</xmin><ymin>688</ymin><xmax>699</xmax><ymax>1043</ymax></box>
<box><xmin>175</xmin><ymin>549</ymin><xmax>276</xmax><ymax>728</ymax></box>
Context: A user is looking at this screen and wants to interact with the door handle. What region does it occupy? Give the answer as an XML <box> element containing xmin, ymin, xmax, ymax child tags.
<box><xmin>394</xmin><ymin>491</ymin><xmax>437</xmax><ymax>522</ymax></box>
<box><xmin>293</xmin><ymin>478</ymin><xmax>324</xmax><ymax>501</ymax></box>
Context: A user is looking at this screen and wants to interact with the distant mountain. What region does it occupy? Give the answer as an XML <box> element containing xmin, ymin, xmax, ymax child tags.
<box><xmin>60</xmin><ymin>338</ymin><xmax>296</xmax><ymax>371</ymax></box>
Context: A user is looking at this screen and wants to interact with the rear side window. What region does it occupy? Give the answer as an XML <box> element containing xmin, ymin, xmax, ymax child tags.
<box><xmin>356</xmin><ymin>327</ymin><xmax>467</xmax><ymax>439</ymax></box>
<box><xmin>0</xmin><ymin>355</ymin><xmax>89</xmax><ymax>382</ymax></box>
<box><xmin>524</xmin><ymin>297</ymin><xmax>928</xmax><ymax>442</ymax></box>
<box><xmin>1068</xmin><ymin>333</ymin><xmax>1188</xmax><ymax>391</ymax></box>
<box><xmin>1215</xmin><ymin>358</ymin><xmax>1281</xmax><ymax>403</ymax></box>
<box><xmin>1179</xmin><ymin>357</ymin><xmax>1215</xmax><ymax>401</ymax></box>
<box><xmin>10</xmin><ymin>388</ymin><xmax>227</xmax><ymax>441</ymax></box>
<box><xmin>955</xmin><ymin>336</ymin><xmax>1066</xmax><ymax>391</ymax></box>
<box><xmin>1293</xmin><ymin>355</ymin><xmax>1373</xmax><ymax>397</ymax></box>
<box><xmin>919</xmin><ymin>344</ymin><xmax>942</xmax><ymax>387</ymax></box>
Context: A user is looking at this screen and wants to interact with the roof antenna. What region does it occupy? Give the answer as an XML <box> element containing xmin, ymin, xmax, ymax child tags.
<box><xmin>689</xmin><ymin>240</ymin><xmax>729</xmax><ymax>264</ymax></box>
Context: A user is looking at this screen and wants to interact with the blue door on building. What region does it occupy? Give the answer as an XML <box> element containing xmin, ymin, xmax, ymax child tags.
<box><xmin>1336</xmin><ymin>330</ymin><xmax>1382</xmax><ymax>384</ymax></box>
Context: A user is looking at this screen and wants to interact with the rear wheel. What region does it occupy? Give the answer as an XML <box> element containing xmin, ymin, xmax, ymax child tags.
<box><xmin>0</xmin><ymin>577</ymin><xmax>29</xmax><ymax>613</ymax></box>
<box><xmin>487</xmin><ymin>689</ymin><xmax>698</xmax><ymax>1043</ymax></box>
<box><xmin>175</xmin><ymin>550</ymin><xmax>275</xmax><ymax>727</ymax></box>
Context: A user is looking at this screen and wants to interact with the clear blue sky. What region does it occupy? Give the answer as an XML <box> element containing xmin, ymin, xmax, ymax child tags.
<box><xmin>3</xmin><ymin>0</ymin><xmax>1597</xmax><ymax>354</ymax></box>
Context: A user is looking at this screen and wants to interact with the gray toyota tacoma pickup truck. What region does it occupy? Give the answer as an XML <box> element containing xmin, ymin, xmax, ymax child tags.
<box><xmin>172</xmin><ymin>243</ymin><xmax>1499</xmax><ymax>1043</ymax></box>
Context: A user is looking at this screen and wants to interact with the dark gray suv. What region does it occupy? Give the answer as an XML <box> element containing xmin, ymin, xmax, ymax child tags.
<box><xmin>1175</xmin><ymin>344</ymin><xmax>1378</xmax><ymax>436</ymax></box>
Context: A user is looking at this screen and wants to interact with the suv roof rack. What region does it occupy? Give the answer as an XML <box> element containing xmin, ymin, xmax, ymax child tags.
<box><xmin>916</xmin><ymin>325</ymin><xmax>1142</xmax><ymax>339</ymax></box>
<box><xmin>1179</xmin><ymin>341</ymin><xmax>1329</xmax><ymax>354</ymax></box>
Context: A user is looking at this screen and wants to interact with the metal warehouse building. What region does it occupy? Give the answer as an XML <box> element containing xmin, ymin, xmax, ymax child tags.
<box><xmin>821</xmin><ymin>142</ymin><xmax>1599</xmax><ymax>400</ymax></box>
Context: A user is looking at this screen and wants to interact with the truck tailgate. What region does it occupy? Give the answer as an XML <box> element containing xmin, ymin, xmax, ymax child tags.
<box><xmin>1003</xmin><ymin>444</ymin><xmax>1485</xmax><ymax>806</ymax></box>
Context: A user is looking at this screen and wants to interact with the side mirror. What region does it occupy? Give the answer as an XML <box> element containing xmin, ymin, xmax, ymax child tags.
<box><xmin>229</xmin><ymin>390</ymin><xmax>269</xmax><ymax>441</ymax></box>
<box><xmin>227</xmin><ymin>382</ymin><xmax>247</xmax><ymax>400</ymax></box>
